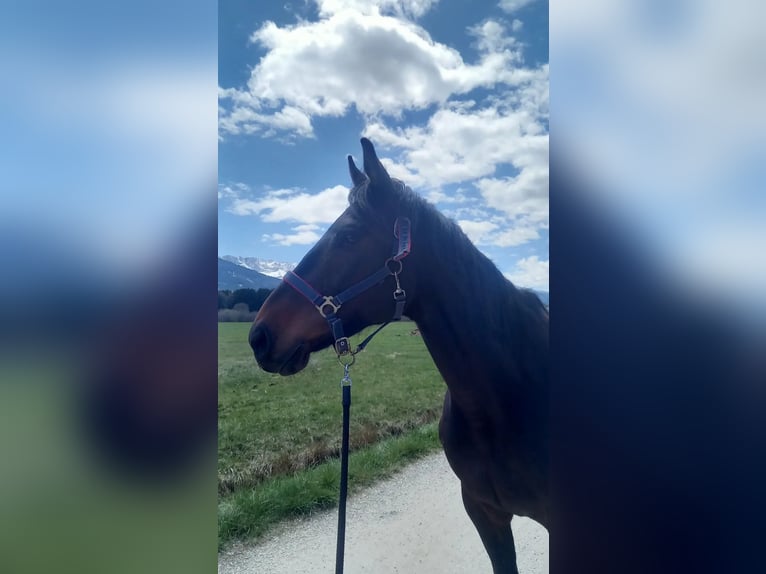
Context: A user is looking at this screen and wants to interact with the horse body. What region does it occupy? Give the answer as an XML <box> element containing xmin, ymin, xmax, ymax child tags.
<box><xmin>403</xmin><ymin>205</ymin><xmax>549</xmax><ymax>573</ymax></box>
<box><xmin>251</xmin><ymin>138</ymin><xmax>548</xmax><ymax>573</ymax></box>
<box><xmin>417</xmin><ymin>303</ymin><xmax>549</xmax><ymax>523</ymax></box>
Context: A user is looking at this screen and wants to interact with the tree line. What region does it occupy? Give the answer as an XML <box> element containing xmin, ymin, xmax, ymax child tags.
<box><xmin>218</xmin><ymin>288</ymin><xmax>273</xmax><ymax>322</ymax></box>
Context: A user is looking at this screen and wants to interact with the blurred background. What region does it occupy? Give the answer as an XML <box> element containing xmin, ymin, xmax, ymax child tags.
<box><xmin>550</xmin><ymin>1</ymin><xmax>765</xmax><ymax>571</ymax></box>
<box><xmin>552</xmin><ymin>0</ymin><xmax>765</xmax><ymax>320</ymax></box>
<box><xmin>0</xmin><ymin>2</ymin><xmax>217</xmax><ymax>573</ymax></box>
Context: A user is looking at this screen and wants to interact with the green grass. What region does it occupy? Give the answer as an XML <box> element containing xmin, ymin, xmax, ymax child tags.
<box><xmin>218</xmin><ymin>422</ymin><xmax>440</xmax><ymax>548</ymax></box>
<box><xmin>218</xmin><ymin>321</ymin><xmax>446</xmax><ymax>548</ymax></box>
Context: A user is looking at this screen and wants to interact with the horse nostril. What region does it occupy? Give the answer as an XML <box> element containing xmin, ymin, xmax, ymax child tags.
<box><xmin>249</xmin><ymin>323</ymin><xmax>272</xmax><ymax>360</ymax></box>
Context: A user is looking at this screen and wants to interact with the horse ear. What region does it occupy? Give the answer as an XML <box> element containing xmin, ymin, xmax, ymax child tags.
<box><xmin>360</xmin><ymin>138</ymin><xmax>392</xmax><ymax>190</ymax></box>
<box><xmin>347</xmin><ymin>155</ymin><xmax>367</xmax><ymax>187</ymax></box>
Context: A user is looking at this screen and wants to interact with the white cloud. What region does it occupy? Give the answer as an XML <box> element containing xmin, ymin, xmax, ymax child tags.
<box><xmin>362</xmin><ymin>62</ymin><xmax>548</xmax><ymax>189</ymax></box>
<box><xmin>444</xmin><ymin>206</ymin><xmax>493</xmax><ymax>220</ymax></box>
<box><xmin>219</xmin><ymin>13</ymin><xmax>527</xmax><ymax>138</ymax></box>
<box><xmin>491</xmin><ymin>225</ymin><xmax>541</xmax><ymax>247</ymax></box>
<box><xmin>218</xmin><ymin>102</ymin><xmax>314</xmax><ymax>138</ymax></box>
<box><xmin>426</xmin><ymin>190</ymin><xmax>450</xmax><ymax>204</ymax></box>
<box><xmin>263</xmin><ymin>224</ymin><xmax>323</xmax><ymax>245</ymax></box>
<box><xmin>511</xmin><ymin>19</ymin><xmax>524</xmax><ymax>32</ymax></box>
<box><xmin>377</xmin><ymin>157</ymin><xmax>427</xmax><ymax>188</ymax></box>
<box><xmin>458</xmin><ymin>220</ymin><xmax>499</xmax><ymax>243</ymax></box>
<box><xmin>499</xmin><ymin>0</ymin><xmax>538</xmax><ymax>14</ymax></box>
<box><xmin>458</xmin><ymin>217</ymin><xmax>540</xmax><ymax>247</ymax></box>
<box><xmin>469</xmin><ymin>20</ymin><xmax>519</xmax><ymax>53</ymax></box>
<box><xmin>316</xmin><ymin>0</ymin><xmax>440</xmax><ymax>19</ymax></box>
<box><xmin>218</xmin><ymin>182</ymin><xmax>250</xmax><ymax>199</ymax></box>
<box><xmin>457</xmin><ymin>218</ymin><xmax>540</xmax><ymax>247</ymax></box>
<box><xmin>227</xmin><ymin>185</ymin><xmax>349</xmax><ymax>224</ymax></box>
<box><xmin>505</xmin><ymin>255</ymin><xmax>548</xmax><ymax>290</ymax></box>
<box><xmin>476</xmin><ymin>171</ymin><xmax>548</xmax><ymax>224</ymax></box>
<box><xmin>426</xmin><ymin>188</ymin><xmax>471</xmax><ymax>204</ymax></box>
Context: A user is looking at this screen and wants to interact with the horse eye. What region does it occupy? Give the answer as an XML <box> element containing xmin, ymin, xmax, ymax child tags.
<box><xmin>340</xmin><ymin>231</ymin><xmax>358</xmax><ymax>245</ymax></box>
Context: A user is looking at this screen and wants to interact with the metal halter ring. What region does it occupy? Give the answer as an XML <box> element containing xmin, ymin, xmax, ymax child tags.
<box><xmin>317</xmin><ymin>296</ymin><xmax>341</xmax><ymax>318</ymax></box>
<box><xmin>337</xmin><ymin>352</ymin><xmax>356</xmax><ymax>367</ymax></box>
<box><xmin>386</xmin><ymin>258</ymin><xmax>403</xmax><ymax>275</ymax></box>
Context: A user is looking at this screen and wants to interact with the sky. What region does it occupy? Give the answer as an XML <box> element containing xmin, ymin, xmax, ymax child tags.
<box><xmin>218</xmin><ymin>0</ymin><xmax>549</xmax><ymax>291</ymax></box>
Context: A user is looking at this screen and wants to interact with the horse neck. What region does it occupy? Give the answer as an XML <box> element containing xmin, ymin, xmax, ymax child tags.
<box><xmin>406</xmin><ymin>215</ymin><xmax>544</xmax><ymax>418</ymax></box>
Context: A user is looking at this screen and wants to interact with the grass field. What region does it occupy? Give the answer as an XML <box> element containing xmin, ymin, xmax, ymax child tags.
<box><xmin>218</xmin><ymin>321</ymin><xmax>447</xmax><ymax>548</ymax></box>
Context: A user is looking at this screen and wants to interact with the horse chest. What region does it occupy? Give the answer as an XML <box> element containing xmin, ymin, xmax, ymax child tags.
<box><xmin>439</xmin><ymin>391</ymin><xmax>545</xmax><ymax>520</ymax></box>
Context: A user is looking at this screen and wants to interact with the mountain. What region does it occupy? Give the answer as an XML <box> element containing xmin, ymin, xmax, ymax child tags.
<box><xmin>221</xmin><ymin>256</ymin><xmax>296</xmax><ymax>279</ymax></box>
<box><xmin>534</xmin><ymin>290</ymin><xmax>549</xmax><ymax>306</ymax></box>
<box><xmin>218</xmin><ymin>258</ymin><xmax>282</xmax><ymax>291</ymax></box>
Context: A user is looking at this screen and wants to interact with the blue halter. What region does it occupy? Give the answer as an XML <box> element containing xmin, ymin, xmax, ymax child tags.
<box><xmin>283</xmin><ymin>217</ymin><xmax>412</xmax><ymax>357</ymax></box>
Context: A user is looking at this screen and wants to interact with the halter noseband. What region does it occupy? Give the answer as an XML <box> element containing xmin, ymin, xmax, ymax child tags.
<box><xmin>283</xmin><ymin>217</ymin><xmax>412</xmax><ymax>358</ymax></box>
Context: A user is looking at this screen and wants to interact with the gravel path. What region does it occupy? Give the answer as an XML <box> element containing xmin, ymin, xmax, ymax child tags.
<box><xmin>219</xmin><ymin>451</ymin><xmax>548</xmax><ymax>573</ymax></box>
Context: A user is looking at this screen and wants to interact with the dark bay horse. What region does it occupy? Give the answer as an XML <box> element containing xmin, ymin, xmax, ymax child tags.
<box><xmin>250</xmin><ymin>138</ymin><xmax>548</xmax><ymax>573</ymax></box>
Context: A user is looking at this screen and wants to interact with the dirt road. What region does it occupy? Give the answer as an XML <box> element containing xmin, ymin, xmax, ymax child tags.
<box><xmin>218</xmin><ymin>451</ymin><xmax>548</xmax><ymax>573</ymax></box>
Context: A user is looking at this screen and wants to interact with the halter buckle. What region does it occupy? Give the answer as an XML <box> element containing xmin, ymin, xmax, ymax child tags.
<box><xmin>335</xmin><ymin>337</ymin><xmax>351</xmax><ymax>356</ymax></box>
<box><xmin>317</xmin><ymin>296</ymin><xmax>341</xmax><ymax>318</ymax></box>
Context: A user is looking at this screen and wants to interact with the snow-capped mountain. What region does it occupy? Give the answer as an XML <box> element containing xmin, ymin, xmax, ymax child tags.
<box><xmin>218</xmin><ymin>258</ymin><xmax>282</xmax><ymax>291</ymax></box>
<box><xmin>221</xmin><ymin>256</ymin><xmax>296</xmax><ymax>279</ymax></box>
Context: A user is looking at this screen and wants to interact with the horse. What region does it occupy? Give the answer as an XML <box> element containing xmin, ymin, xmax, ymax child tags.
<box><xmin>250</xmin><ymin>138</ymin><xmax>548</xmax><ymax>573</ymax></box>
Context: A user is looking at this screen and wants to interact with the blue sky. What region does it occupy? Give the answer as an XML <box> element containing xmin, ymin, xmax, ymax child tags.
<box><xmin>219</xmin><ymin>0</ymin><xmax>549</xmax><ymax>290</ymax></box>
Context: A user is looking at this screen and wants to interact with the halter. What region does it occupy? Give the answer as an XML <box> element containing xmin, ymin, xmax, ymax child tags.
<box><xmin>283</xmin><ymin>217</ymin><xmax>412</xmax><ymax>360</ymax></box>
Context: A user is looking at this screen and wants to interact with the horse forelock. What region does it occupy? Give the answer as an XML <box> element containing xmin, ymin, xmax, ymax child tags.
<box><xmin>347</xmin><ymin>176</ymin><xmax>422</xmax><ymax>226</ymax></box>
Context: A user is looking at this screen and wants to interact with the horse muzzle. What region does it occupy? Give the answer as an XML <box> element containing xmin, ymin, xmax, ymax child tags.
<box><xmin>249</xmin><ymin>322</ymin><xmax>311</xmax><ymax>376</ymax></box>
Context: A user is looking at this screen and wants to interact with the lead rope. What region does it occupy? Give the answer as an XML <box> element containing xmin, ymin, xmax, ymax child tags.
<box><xmin>335</xmin><ymin>362</ymin><xmax>352</xmax><ymax>574</ymax></box>
<box><xmin>334</xmin><ymin>310</ymin><xmax>399</xmax><ymax>574</ymax></box>
<box><xmin>332</xmin><ymin>268</ymin><xmax>406</xmax><ymax>574</ymax></box>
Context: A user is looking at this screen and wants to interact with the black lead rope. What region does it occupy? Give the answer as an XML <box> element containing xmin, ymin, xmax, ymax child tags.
<box><xmin>334</xmin><ymin>320</ymin><xmax>393</xmax><ymax>574</ymax></box>
<box><xmin>334</xmin><ymin>319</ymin><xmax>397</xmax><ymax>574</ymax></box>
<box><xmin>335</xmin><ymin>364</ymin><xmax>352</xmax><ymax>574</ymax></box>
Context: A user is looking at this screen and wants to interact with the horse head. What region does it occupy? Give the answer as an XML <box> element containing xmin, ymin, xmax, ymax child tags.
<box><xmin>250</xmin><ymin>138</ymin><xmax>418</xmax><ymax>375</ymax></box>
